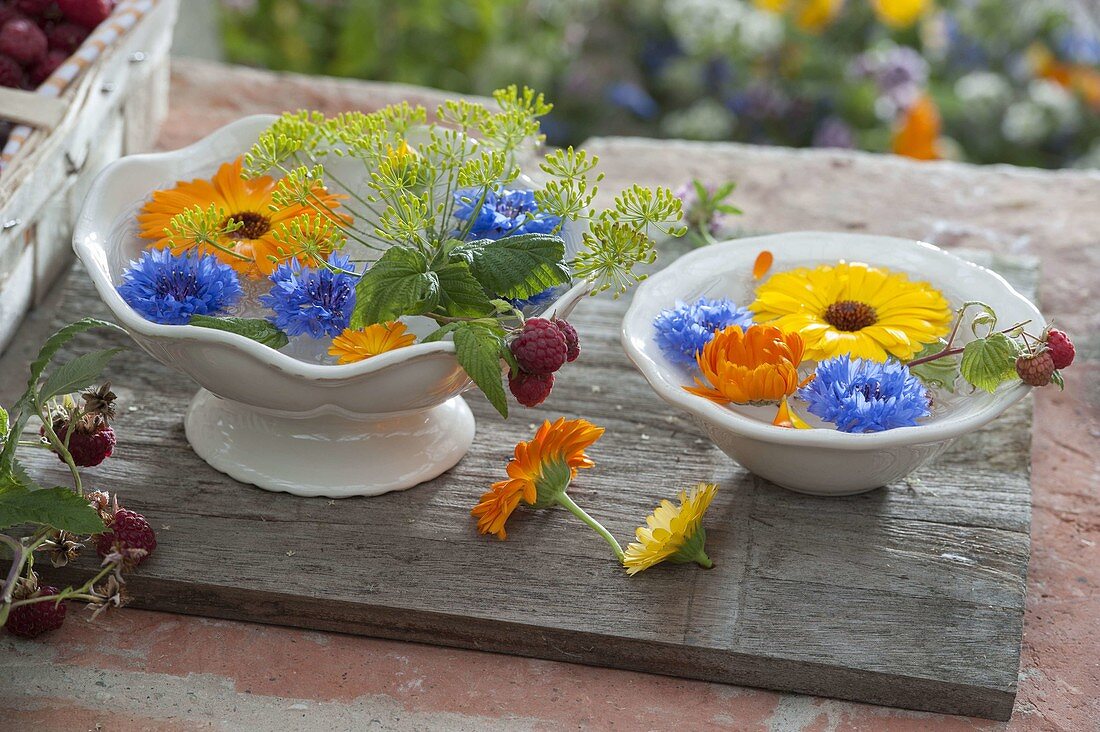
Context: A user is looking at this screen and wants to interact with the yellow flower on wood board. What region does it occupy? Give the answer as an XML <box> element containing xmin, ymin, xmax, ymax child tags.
<box><xmin>623</xmin><ymin>483</ymin><xmax>718</xmax><ymax>575</ymax></box>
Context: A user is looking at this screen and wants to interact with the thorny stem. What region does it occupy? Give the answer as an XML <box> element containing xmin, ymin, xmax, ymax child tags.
<box><xmin>556</xmin><ymin>492</ymin><xmax>625</xmax><ymax>561</ymax></box>
<box><xmin>36</xmin><ymin>403</ymin><xmax>82</xmax><ymax>496</ymax></box>
<box><xmin>906</xmin><ymin>320</ymin><xmax>1033</xmax><ymax>369</ymax></box>
<box><xmin>1</xmin><ymin>533</ymin><xmax>24</xmax><ymax>605</ymax></box>
<box><xmin>8</xmin><ymin>561</ymin><xmax>118</xmax><ymax>609</ymax></box>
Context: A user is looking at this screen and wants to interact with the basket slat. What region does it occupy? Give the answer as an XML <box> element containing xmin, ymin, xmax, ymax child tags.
<box><xmin>0</xmin><ymin>88</ymin><xmax>67</xmax><ymax>130</ymax></box>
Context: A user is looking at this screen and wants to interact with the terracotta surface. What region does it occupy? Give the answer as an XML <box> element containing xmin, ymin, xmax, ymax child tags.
<box><xmin>1</xmin><ymin>59</ymin><xmax>1097</xmax><ymax>731</ymax></box>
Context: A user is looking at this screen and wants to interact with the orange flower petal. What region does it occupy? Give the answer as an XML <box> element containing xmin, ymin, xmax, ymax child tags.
<box><xmin>752</xmin><ymin>250</ymin><xmax>774</xmax><ymax>280</ymax></box>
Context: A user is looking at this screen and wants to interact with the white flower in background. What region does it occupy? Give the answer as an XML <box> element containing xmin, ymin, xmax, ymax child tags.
<box><xmin>664</xmin><ymin>0</ymin><xmax>783</xmax><ymax>57</ymax></box>
<box><xmin>661</xmin><ymin>100</ymin><xmax>736</xmax><ymax>140</ymax></box>
<box><xmin>1029</xmin><ymin>79</ymin><xmax>1081</xmax><ymax>130</ymax></box>
<box><xmin>1001</xmin><ymin>101</ymin><xmax>1049</xmax><ymax>145</ymax></box>
<box><xmin>955</xmin><ymin>71</ymin><xmax>1012</xmax><ymax>110</ymax></box>
<box><xmin>738</xmin><ymin>9</ymin><xmax>785</xmax><ymax>56</ymax></box>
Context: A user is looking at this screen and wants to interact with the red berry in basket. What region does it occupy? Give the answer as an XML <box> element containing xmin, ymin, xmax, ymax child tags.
<box><xmin>1045</xmin><ymin>329</ymin><xmax>1075</xmax><ymax>370</ymax></box>
<box><xmin>0</xmin><ymin>53</ymin><xmax>22</xmax><ymax>87</ymax></box>
<box><xmin>57</xmin><ymin>0</ymin><xmax>111</xmax><ymax>30</ymax></box>
<box><xmin>554</xmin><ymin>318</ymin><xmax>580</xmax><ymax>362</ymax></box>
<box><xmin>5</xmin><ymin>586</ymin><xmax>67</xmax><ymax>638</ymax></box>
<box><xmin>41</xmin><ymin>415</ymin><xmax>116</xmax><ymax>467</ymax></box>
<box><xmin>509</xmin><ymin>370</ymin><xmax>555</xmax><ymax>407</ymax></box>
<box><xmin>0</xmin><ymin>18</ymin><xmax>47</xmax><ymax>64</ymax></box>
<box><xmin>1015</xmin><ymin>349</ymin><xmax>1055</xmax><ymax>387</ymax></box>
<box><xmin>0</xmin><ymin>6</ymin><xmax>27</xmax><ymax>27</ymax></box>
<box><xmin>29</xmin><ymin>47</ymin><xmax>65</xmax><ymax>85</ymax></box>
<box><xmin>96</xmin><ymin>507</ymin><xmax>157</xmax><ymax>568</ymax></box>
<box><xmin>510</xmin><ymin>318</ymin><xmax>568</xmax><ymax>375</ymax></box>
<box><xmin>13</xmin><ymin>0</ymin><xmax>56</xmax><ymax>17</ymax></box>
<box><xmin>46</xmin><ymin>20</ymin><xmax>87</xmax><ymax>53</ymax></box>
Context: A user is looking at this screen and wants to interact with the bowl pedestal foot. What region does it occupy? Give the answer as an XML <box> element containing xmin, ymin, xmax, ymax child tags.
<box><xmin>183</xmin><ymin>389</ymin><xmax>475</xmax><ymax>498</ymax></box>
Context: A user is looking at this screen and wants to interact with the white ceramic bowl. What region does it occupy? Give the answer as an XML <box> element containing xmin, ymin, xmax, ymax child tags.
<box><xmin>74</xmin><ymin>115</ymin><xmax>589</xmax><ymax>498</ymax></box>
<box><xmin>622</xmin><ymin>232</ymin><xmax>1043</xmax><ymax>496</ymax></box>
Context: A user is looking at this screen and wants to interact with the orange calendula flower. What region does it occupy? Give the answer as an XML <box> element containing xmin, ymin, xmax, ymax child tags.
<box><xmin>137</xmin><ymin>157</ymin><xmax>347</xmax><ymax>278</ymax></box>
<box><xmin>684</xmin><ymin>325</ymin><xmax>806</xmax><ymax>405</ymax></box>
<box><xmin>892</xmin><ymin>94</ymin><xmax>942</xmax><ymax>161</ymax></box>
<box><xmin>328</xmin><ymin>323</ymin><xmax>417</xmax><ymax>364</ymax></box>
<box><xmin>472</xmin><ymin>418</ymin><xmax>605</xmax><ymax>540</ymax></box>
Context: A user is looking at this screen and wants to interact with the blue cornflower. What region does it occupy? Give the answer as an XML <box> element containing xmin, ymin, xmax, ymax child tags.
<box><xmin>453</xmin><ymin>187</ymin><xmax>561</xmax><ymax>241</ymax></box>
<box><xmin>653</xmin><ymin>297</ymin><xmax>754</xmax><ymax>365</ymax></box>
<box><xmin>798</xmin><ymin>357</ymin><xmax>930</xmax><ymax>434</ymax></box>
<box><xmin>117</xmin><ymin>248</ymin><xmax>242</xmax><ymax>325</ymax></box>
<box><xmin>260</xmin><ymin>253</ymin><xmax>358</xmax><ymax>339</ymax></box>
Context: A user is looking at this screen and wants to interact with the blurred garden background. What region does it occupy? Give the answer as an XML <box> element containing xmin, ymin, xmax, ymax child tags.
<box><xmin>177</xmin><ymin>0</ymin><xmax>1100</xmax><ymax>169</ymax></box>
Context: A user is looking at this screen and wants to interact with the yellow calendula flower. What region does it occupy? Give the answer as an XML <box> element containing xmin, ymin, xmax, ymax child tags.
<box><xmin>684</xmin><ymin>324</ymin><xmax>807</xmax><ymax>405</ymax></box>
<box><xmin>137</xmin><ymin>157</ymin><xmax>347</xmax><ymax>279</ymax></box>
<box><xmin>472</xmin><ymin>418</ymin><xmax>605</xmax><ymax>540</ymax></box>
<box><xmin>750</xmin><ymin>261</ymin><xmax>952</xmax><ymax>362</ymax></box>
<box><xmin>328</xmin><ymin>323</ymin><xmax>417</xmax><ymax>364</ymax></box>
<box><xmin>623</xmin><ymin>483</ymin><xmax>718</xmax><ymax>575</ymax></box>
<box><xmin>870</xmin><ymin>0</ymin><xmax>929</xmax><ymax>29</ymax></box>
<box><xmin>755</xmin><ymin>0</ymin><xmax>845</xmax><ymax>33</ymax></box>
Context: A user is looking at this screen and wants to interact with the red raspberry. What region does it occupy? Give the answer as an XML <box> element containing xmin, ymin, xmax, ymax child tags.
<box><xmin>510</xmin><ymin>318</ymin><xmax>567</xmax><ymax>375</ymax></box>
<box><xmin>0</xmin><ymin>7</ymin><xmax>28</xmax><ymax>27</ymax></box>
<box><xmin>1015</xmin><ymin>349</ymin><xmax>1055</xmax><ymax>387</ymax></box>
<box><xmin>57</xmin><ymin>0</ymin><xmax>112</xmax><ymax>29</ymax></box>
<box><xmin>29</xmin><ymin>47</ymin><xmax>65</xmax><ymax>85</ymax></box>
<box><xmin>1045</xmin><ymin>329</ymin><xmax>1075</xmax><ymax>370</ymax></box>
<box><xmin>96</xmin><ymin>508</ymin><xmax>157</xmax><ymax>567</ymax></box>
<box><xmin>5</xmin><ymin>586</ymin><xmax>66</xmax><ymax>638</ymax></box>
<box><xmin>0</xmin><ymin>18</ymin><xmax>47</xmax><ymax>64</ymax></box>
<box><xmin>42</xmin><ymin>416</ymin><xmax>116</xmax><ymax>467</ymax></box>
<box><xmin>46</xmin><ymin>20</ymin><xmax>87</xmax><ymax>53</ymax></box>
<box><xmin>14</xmin><ymin>0</ymin><xmax>56</xmax><ymax>17</ymax></box>
<box><xmin>508</xmin><ymin>370</ymin><xmax>554</xmax><ymax>407</ymax></box>
<box><xmin>554</xmin><ymin>319</ymin><xmax>580</xmax><ymax>363</ymax></box>
<box><xmin>0</xmin><ymin>53</ymin><xmax>22</xmax><ymax>87</ymax></box>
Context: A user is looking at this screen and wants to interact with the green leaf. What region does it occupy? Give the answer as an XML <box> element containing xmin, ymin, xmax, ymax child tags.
<box><xmin>453</xmin><ymin>233</ymin><xmax>570</xmax><ymax>300</ymax></box>
<box><xmin>421</xmin><ymin>323</ymin><xmax>461</xmax><ymax>343</ymax></box>
<box><xmin>434</xmin><ymin>260</ymin><xmax>494</xmax><ymax>318</ymax></box>
<box><xmin>960</xmin><ymin>333</ymin><xmax>1019</xmax><ymax>393</ymax></box>
<box><xmin>0</xmin><ymin>486</ymin><xmax>104</xmax><ymax>533</ymax></box>
<box><xmin>351</xmin><ymin>247</ymin><xmax>440</xmax><ymax>327</ymax></box>
<box><xmin>908</xmin><ymin>342</ymin><xmax>959</xmax><ymax>393</ymax></box>
<box><xmin>0</xmin><ymin>405</ymin><xmax>8</xmax><ymax>443</ymax></box>
<box><xmin>1050</xmin><ymin>370</ymin><xmax>1065</xmax><ymax>390</ymax></box>
<box><xmin>39</xmin><ymin>348</ymin><xmax>125</xmax><ymax>404</ymax></box>
<box><xmin>190</xmin><ymin>316</ymin><xmax>290</xmax><ymax>349</ymax></box>
<box><xmin>453</xmin><ymin>323</ymin><xmax>509</xmax><ymax>419</ymax></box>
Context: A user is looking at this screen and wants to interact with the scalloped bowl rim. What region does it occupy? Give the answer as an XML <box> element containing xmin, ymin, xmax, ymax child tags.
<box><xmin>621</xmin><ymin>232</ymin><xmax>1042</xmax><ymax>451</ymax></box>
<box><xmin>73</xmin><ymin>114</ymin><xmax>590</xmax><ymax>383</ymax></box>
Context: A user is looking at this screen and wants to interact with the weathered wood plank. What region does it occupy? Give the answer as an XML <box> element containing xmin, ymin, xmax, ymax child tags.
<box><xmin>10</xmin><ymin>248</ymin><xmax>1034</xmax><ymax>720</ymax></box>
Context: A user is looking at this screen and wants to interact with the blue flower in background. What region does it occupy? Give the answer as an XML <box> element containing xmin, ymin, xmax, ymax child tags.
<box><xmin>1057</xmin><ymin>30</ymin><xmax>1100</xmax><ymax>65</ymax></box>
<box><xmin>453</xmin><ymin>187</ymin><xmax>561</xmax><ymax>241</ymax></box>
<box><xmin>653</xmin><ymin>297</ymin><xmax>754</xmax><ymax>365</ymax></box>
<box><xmin>507</xmin><ymin>285</ymin><xmax>563</xmax><ymax>314</ymax></box>
<box><xmin>117</xmin><ymin>248</ymin><xmax>242</xmax><ymax>325</ymax></box>
<box><xmin>260</xmin><ymin>253</ymin><xmax>358</xmax><ymax>339</ymax></box>
<box><xmin>606</xmin><ymin>81</ymin><xmax>659</xmax><ymax>119</ymax></box>
<box><xmin>798</xmin><ymin>357</ymin><xmax>930</xmax><ymax>433</ymax></box>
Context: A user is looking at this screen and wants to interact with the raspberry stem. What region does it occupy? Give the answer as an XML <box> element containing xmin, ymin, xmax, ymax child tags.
<box><xmin>8</xmin><ymin>561</ymin><xmax>117</xmax><ymax>609</ymax></box>
<box><xmin>36</xmin><ymin>402</ymin><xmax>83</xmax><ymax>496</ymax></box>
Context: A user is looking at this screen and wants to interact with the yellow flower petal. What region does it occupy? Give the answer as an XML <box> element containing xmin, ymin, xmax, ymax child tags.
<box><xmin>623</xmin><ymin>483</ymin><xmax>718</xmax><ymax>575</ymax></box>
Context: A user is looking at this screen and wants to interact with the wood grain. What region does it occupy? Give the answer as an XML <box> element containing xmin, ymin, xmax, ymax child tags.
<box><xmin>11</xmin><ymin>250</ymin><xmax>1035</xmax><ymax>721</ymax></box>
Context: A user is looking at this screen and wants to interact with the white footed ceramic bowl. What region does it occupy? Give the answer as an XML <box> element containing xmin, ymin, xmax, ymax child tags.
<box><xmin>74</xmin><ymin>115</ymin><xmax>590</xmax><ymax>498</ymax></box>
<box><xmin>622</xmin><ymin>232</ymin><xmax>1043</xmax><ymax>496</ymax></box>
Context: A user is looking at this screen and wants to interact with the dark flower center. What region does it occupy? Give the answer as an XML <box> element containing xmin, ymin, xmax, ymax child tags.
<box><xmin>858</xmin><ymin>380</ymin><xmax>884</xmax><ymax>401</ymax></box>
<box><xmin>824</xmin><ymin>300</ymin><xmax>878</xmax><ymax>331</ymax></box>
<box><xmin>224</xmin><ymin>211</ymin><xmax>271</xmax><ymax>240</ymax></box>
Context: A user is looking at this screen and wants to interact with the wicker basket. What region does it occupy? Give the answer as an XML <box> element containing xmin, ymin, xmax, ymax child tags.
<box><xmin>0</xmin><ymin>0</ymin><xmax>179</xmax><ymax>352</ymax></box>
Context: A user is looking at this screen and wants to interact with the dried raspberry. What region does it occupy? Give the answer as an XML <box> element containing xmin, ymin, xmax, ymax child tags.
<box><xmin>5</xmin><ymin>586</ymin><xmax>66</xmax><ymax>638</ymax></box>
<box><xmin>29</xmin><ymin>47</ymin><xmax>65</xmax><ymax>85</ymax></box>
<box><xmin>554</xmin><ymin>319</ymin><xmax>580</xmax><ymax>363</ymax></box>
<box><xmin>510</xmin><ymin>318</ymin><xmax>567</xmax><ymax>375</ymax></box>
<box><xmin>508</xmin><ymin>370</ymin><xmax>554</xmax><ymax>407</ymax></box>
<box><xmin>0</xmin><ymin>53</ymin><xmax>22</xmax><ymax>87</ymax></box>
<box><xmin>42</xmin><ymin>416</ymin><xmax>116</xmax><ymax>467</ymax></box>
<box><xmin>1045</xmin><ymin>329</ymin><xmax>1075</xmax><ymax>370</ymax></box>
<box><xmin>45</xmin><ymin>20</ymin><xmax>87</xmax><ymax>53</ymax></box>
<box><xmin>1015</xmin><ymin>349</ymin><xmax>1055</xmax><ymax>387</ymax></box>
<box><xmin>57</xmin><ymin>0</ymin><xmax>112</xmax><ymax>29</ymax></box>
<box><xmin>0</xmin><ymin>18</ymin><xmax>47</xmax><ymax>64</ymax></box>
<box><xmin>14</xmin><ymin>0</ymin><xmax>56</xmax><ymax>17</ymax></box>
<box><xmin>96</xmin><ymin>508</ymin><xmax>156</xmax><ymax>567</ymax></box>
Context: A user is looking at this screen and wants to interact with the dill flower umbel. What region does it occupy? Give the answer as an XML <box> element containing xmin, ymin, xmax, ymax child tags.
<box><xmin>798</xmin><ymin>356</ymin><xmax>930</xmax><ymax>433</ymax></box>
<box><xmin>750</xmin><ymin>261</ymin><xmax>951</xmax><ymax>362</ymax></box>
<box><xmin>453</xmin><ymin>187</ymin><xmax>561</xmax><ymax>240</ymax></box>
<box><xmin>472</xmin><ymin>417</ymin><xmax>604</xmax><ymax>540</ymax></box>
<box><xmin>684</xmin><ymin>324</ymin><xmax>806</xmax><ymax>404</ymax></box>
<box><xmin>117</xmin><ymin>249</ymin><xmax>242</xmax><ymax>325</ymax></box>
<box><xmin>623</xmin><ymin>483</ymin><xmax>718</xmax><ymax>575</ymax></box>
<box><xmin>260</xmin><ymin>253</ymin><xmax>358</xmax><ymax>339</ymax></box>
<box><xmin>654</xmin><ymin>297</ymin><xmax>754</xmax><ymax>365</ymax></box>
<box><xmin>328</xmin><ymin>322</ymin><xmax>416</xmax><ymax>364</ymax></box>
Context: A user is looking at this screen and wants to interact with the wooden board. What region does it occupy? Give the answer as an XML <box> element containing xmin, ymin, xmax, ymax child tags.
<box><xmin>16</xmin><ymin>250</ymin><xmax>1036</xmax><ymax>721</ymax></box>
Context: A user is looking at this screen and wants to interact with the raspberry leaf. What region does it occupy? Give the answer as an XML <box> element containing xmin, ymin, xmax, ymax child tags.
<box><xmin>0</xmin><ymin>485</ymin><xmax>104</xmax><ymax>534</ymax></box>
<box><xmin>908</xmin><ymin>341</ymin><xmax>959</xmax><ymax>393</ymax></box>
<box><xmin>38</xmin><ymin>348</ymin><xmax>126</xmax><ymax>404</ymax></box>
<box><xmin>452</xmin><ymin>233</ymin><xmax>570</xmax><ymax>300</ymax></box>
<box><xmin>960</xmin><ymin>333</ymin><xmax>1018</xmax><ymax>393</ymax></box>
<box><xmin>433</xmin><ymin>260</ymin><xmax>494</xmax><ymax>318</ymax></box>
<box><xmin>351</xmin><ymin>247</ymin><xmax>440</xmax><ymax>327</ymax></box>
<box><xmin>189</xmin><ymin>316</ymin><xmax>289</xmax><ymax>349</ymax></box>
<box><xmin>453</xmin><ymin>323</ymin><xmax>509</xmax><ymax>418</ymax></box>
